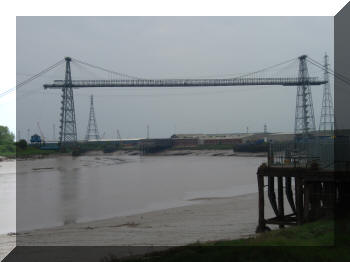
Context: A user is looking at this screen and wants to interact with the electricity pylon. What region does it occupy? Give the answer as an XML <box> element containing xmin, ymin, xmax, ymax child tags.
<box><xmin>319</xmin><ymin>53</ymin><xmax>334</xmax><ymax>132</ymax></box>
<box><xmin>85</xmin><ymin>95</ymin><xmax>100</xmax><ymax>141</ymax></box>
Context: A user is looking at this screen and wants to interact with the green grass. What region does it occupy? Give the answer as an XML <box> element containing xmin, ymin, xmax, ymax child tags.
<box><xmin>0</xmin><ymin>143</ymin><xmax>59</xmax><ymax>158</ymax></box>
<box><xmin>203</xmin><ymin>219</ymin><xmax>334</xmax><ymax>246</ymax></box>
<box><xmin>110</xmin><ymin>219</ymin><xmax>350</xmax><ymax>262</ymax></box>
<box><xmin>0</xmin><ymin>143</ymin><xmax>16</xmax><ymax>158</ymax></box>
<box><xmin>0</xmin><ymin>142</ymin><xmax>125</xmax><ymax>158</ymax></box>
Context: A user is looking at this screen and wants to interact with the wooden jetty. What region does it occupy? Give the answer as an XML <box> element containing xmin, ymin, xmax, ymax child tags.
<box><xmin>256</xmin><ymin>138</ymin><xmax>350</xmax><ymax>232</ymax></box>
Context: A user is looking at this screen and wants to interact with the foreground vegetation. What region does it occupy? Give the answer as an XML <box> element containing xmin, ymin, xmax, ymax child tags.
<box><xmin>14</xmin><ymin>142</ymin><xmax>123</xmax><ymax>158</ymax></box>
<box><xmin>15</xmin><ymin>146</ymin><xmax>58</xmax><ymax>158</ymax></box>
<box><xmin>109</xmin><ymin>218</ymin><xmax>350</xmax><ymax>262</ymax></box>
<box><xmin>0</xmin><ymin>125</ymin><xmax>15</xmax><ymax>158</ymax></box>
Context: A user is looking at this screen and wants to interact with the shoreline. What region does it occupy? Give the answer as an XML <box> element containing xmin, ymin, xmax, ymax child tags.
<box><xmin>0</xmin><ymin>191</ymin><xmax>277</xmax><ymax>260</ymax></box>
<box><xmin>0</xmin><ymin>152</ymin><xmax>267</xmax><ymax>260</ymax></box>
<box><xmin>13</xmin><ymin>192</ymin><xmax>276</xmax><ymax>246</ymax></box>
<box><xmin>11</xmin><ymin>149</ymin><xmax>267</xmax><ymax>160</ymax></box>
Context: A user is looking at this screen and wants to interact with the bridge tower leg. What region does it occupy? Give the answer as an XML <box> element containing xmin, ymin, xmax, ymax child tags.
<box><xmin>294</xmin><ymin>55</ymin><xmax>316</xmax><ymax>136</ymax></box>
<box><xmin>59</xmin><ymin>57</ymin><xmax>77</xmax><ymax>146</ymax></box>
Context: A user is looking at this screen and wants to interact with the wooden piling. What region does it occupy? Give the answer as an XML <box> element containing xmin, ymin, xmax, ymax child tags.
<box><xmin>295</xmin><ymin>176</ymin><xmax>303</xmax><ymax>225</ymax></box>
<box><xmin>277</xmin><ymin>177</ymin><xmax>284</xmax><ymax>228</ymax></box>
<box><xmin>256</xmin><ymin>174</ymin><xmax>266</xmax><ymax>233</ymax></box>
<box><xmin>268</xmin><ymin>176</ymin><xmax>278</xmax><ymax>216</ymax></box>
<box><xmin>303</xmin><ymin>181</ymin><xmax>310</xmax><ymax>221</ymax></box>
<box><xmin>285</xmin><ymin>177</ymin><xmax>296</xmax><ymax>213</ymax></box>
<box><xmin>312</xmin><ymin>182</ymin><xmax>322</xmax><ymax>219</ymax></box>
<box><xmin>257</xmin><ymin>166</ymin><xmax>350</xmax><ymax>230</ymax></box>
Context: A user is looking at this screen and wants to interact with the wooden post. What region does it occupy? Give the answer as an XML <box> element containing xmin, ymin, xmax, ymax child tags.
<box><xmin>268</xmin><ymin>176</ymin><xmax>278</xmax><ymax>216</ymax></box>
<box><xmin>285</xmin><ymin>177</ymin><xmax>296</xmax><ymax>213</ymax></box>
<box><xmin>277</xmin><ymin>177</ymin><xmax>285</xmax><ymax>228</ymax></box>
<box><xmin>323</xmin><ymin>182</ymin><xmax>335</xmax><ymax>216</ymax></box>
<box><xmin>295</xmin><ymin>176</ymin><xmax>303</xmax><ymax>225</ymax></box>
<box><xmin>312</xmin><ymin>182</ymin><xmax>322</xmax><ymax>219</ymax></box>
<box><xmin>256</xmin><ymin>174</ymin><xmax>266</xmax><ymax>233</ymax></box>
<box><xmin>303</xmin><ymin>181</ymin><xmax>310</xmax><ymax>222</ymax></box>
<box><xmin>268</xmin><ymin>142</ymin><xmax>272</xmax><ymax>166</ymax></box>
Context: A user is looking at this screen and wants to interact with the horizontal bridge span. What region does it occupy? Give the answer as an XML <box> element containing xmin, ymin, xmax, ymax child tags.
<box><xmin>44</xmin><ymin>77</ymin><xmax>327</xmax><ymax>89</ymax></box>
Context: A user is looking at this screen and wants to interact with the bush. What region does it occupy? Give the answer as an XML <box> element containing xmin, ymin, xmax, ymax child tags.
<box><xmin>0</xmin><ymin>126</ymin><xmax>14</xmax><ymax>144</ymax></box>
<box><xmin>17</xmin><ymin>139</ymin><xmax>27</xmax><ymax>149</ymax></box>
<box><xmin>6</xmin><ymin>144</ymin><xmax>15</xmax><ymax>152</ymax></box>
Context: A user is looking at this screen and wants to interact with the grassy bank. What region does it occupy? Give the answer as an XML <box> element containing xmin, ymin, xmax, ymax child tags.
<box><xmin>110</xmin><ymin>219</ymin><xmax>350</xmax><ymax>262</ymax></box>
<box><xmin>15</xmin><ymin>146</ymin><xmax>58</xmax><ymax>158</ymax></box>
<box><xmin>0</xmin><ymin>125</ymin><xmax>15</xmax><ymax>158</ymax></box>
<box><xmin>0</xmin><ymin>144</ymin><xmax>16</xmax><ymax>158</ymax></box>
<box><xmin>1</xmin><ymin>142</ymin><xmax>124</xmax><ymax>159</ymax></box>
<box><xmin>1</xmin><ymin>142</ymin><xmax>266</xmax><ymax>158</ymax></box>
<box><xmin>0</xmin><ymin>145</ymin><xmax>59</xmax><ymax>159</ymax></box>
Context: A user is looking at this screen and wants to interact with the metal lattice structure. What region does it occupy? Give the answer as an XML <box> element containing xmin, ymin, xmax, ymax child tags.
<box><xmin>294</xmin><ymin>55</ymin><xmax>316</xmax><ymax>136</ymax></box>
<box><xmin>44</xmin><ymin>55</ymin><xmax>328</xmax><ymax>145</ymax></box>
<box><xmin>45</xmin><ymin>77</ymin><xmax>325</xmax><ymax>89</ymax></box>
<box><xmin>319</xmin><ymin>53</ymin><xmax>335</xmax><ymax>132</ymax></box>
<box><xmin>85</xmin><ymin>95</ymin><xmax>100</xmax><ymax>141</ymax></box>
<box><xmin>268</xmin><ymin>138</ymin><xmax>335</xmax><ymax>170</ymax></box>
<box><xmin>59</xmin><ymin>57</ymin><xmax>77</xmax><ymax>145</ymax></box>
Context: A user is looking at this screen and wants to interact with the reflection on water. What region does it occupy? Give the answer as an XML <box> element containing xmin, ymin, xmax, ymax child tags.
<box><xmin>14</xmin><ymin>155</ymin><xmax>264</xmax><ymax>233</ymax></box>
<box><xmin>57</xmin><ymin>158</ymin><xmax>81</xmax><ymax>226</ymax></box>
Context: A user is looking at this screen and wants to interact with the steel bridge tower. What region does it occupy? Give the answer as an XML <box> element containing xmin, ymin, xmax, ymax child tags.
<box><xmin>85</xmin><ymin>95</ymin><xmax>100</xmax><ymax>141</ymax></box>
<box><xmin>294</xmin><ymin>55</ymin><xmax>316</xmax><ymax>136</ymax></box>
<box><xmin>45</xmin><ymin>55</ymin><xmax>326</xmax><ymax>142</ymax></box>
<box><xmin>59</xmin><ymin>57</ymin><xmax>77</xmax><ymax>145</ymax></box>
<box><xmin>319</xmin><ymin>53</ymin><xmax>334</xmax><ymax>132</ymax></box>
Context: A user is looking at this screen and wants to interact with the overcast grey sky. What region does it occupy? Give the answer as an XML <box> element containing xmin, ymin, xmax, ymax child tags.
<box><xmin>16</xmin><ymin>16</ymin><xmax>333</xmax><ymax>140</ymax></box>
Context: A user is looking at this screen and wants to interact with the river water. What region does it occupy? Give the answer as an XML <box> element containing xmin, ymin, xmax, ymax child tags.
<box><xmin>0</xmin><ymin>160</ymin><xmax>15</xmax><ymax>234</ymax></box>
<box><xmin>2</xmin><ymin>154</ymin><xmax>264</xmax><ymax>234</ymax></box>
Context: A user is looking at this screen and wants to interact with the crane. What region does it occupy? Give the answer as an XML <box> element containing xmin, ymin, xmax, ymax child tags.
<box><xmin>37</xmin><ymin>122</ymin><xmax>46</xmax><ymax>143</ymax></box>
<box><xmin>116</xmin><ymin>129</ymin><xmax>122</xmax><ymax>140</ymax></box>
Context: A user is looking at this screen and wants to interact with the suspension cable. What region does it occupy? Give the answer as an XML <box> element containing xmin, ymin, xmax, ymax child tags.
<box><xmin>71</xmin><ymin>58</ymin><xmax>142</xmax><ymax>80</ymax></box>
<box><xmin>307</xmin><ymin>56</ymin><xmax>350</xmax><ymax>82</ymax></box>
<box><xmin>231</xmin><ymin>57</ymin><xmax>298</xmax><ymax>79</ymax></box>
<box><xmin>0</xmin><ymin>59</ymin><xmax>65</xmax><ymax>98</ymax></box>
<box><xmin>73</xmin><ymin>56</ymin><xmax>298</xmax><ymax>81</ymax></box>
<box><xmin>306</xmin><ymin>57</ymin><xmax>350</xmax><ymax>87</ymax></box>
<box><xmin>16</xmin><ymin>59</ymin><xmax>65</xmax><ymax>89</ymax></box>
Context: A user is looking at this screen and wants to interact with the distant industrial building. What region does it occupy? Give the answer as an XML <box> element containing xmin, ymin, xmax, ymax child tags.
<box><xmin>30</xmin><ymin>134</ymin><xmax>42</xmax><ymax>144</ymax></box>
<box><xmin>171</xmin><ymin>133</ymin><xmax>249</xmax><ymax>147</ymax></box>
<box><xmin>170</xmin><ymin>132</ymin><xmax>297</xmax><ymax>148</ymax></box>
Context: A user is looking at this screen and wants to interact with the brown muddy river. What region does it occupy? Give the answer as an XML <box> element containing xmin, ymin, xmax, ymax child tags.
<box><xmin>6</xmin><ymin>155</ymin><xmax>264</xmax><ymax>233</ymax></box>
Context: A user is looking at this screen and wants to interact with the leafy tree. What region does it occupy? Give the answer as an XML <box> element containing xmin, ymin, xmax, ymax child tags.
<box><xmin>0</xmin><ymin>125</ymin><xmax>14</xmax><ymax>145</ymax></box>
<box><xmin>0</xmin><ymin>125</ymin><xmax>15</xmax><ymax>157</ymax></box>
